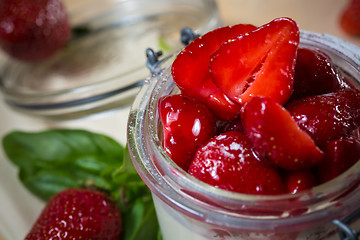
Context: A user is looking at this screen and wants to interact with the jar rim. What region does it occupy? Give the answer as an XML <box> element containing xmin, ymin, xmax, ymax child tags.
<box><xmin>127</xmin><ymin>30</ymin><xmax>360</xmax><ymax>230</ymax></box>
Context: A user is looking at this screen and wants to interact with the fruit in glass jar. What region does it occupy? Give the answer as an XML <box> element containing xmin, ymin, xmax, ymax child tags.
<box><xmin>283</xmin><ymin>169</ymin><xmax>318</xmax><ymax>194</ymax></box>
<box><xmin>210</xmin><ymin>17</ymin><xmax>299</xmax><ymax>107</ymax></box>
<box><xmin>172</xmin><ymin>23</ymin><xmax>256</xmax><ymax>120</ymax></box>
<box><xmin>159</xmin><ymin>17</ymin><xmax>360</xmax><ymax>195</ymax></box>
<box><xmin>188</xmin><ymin>131</ymin><xmax>285</xmax><ymax>195</ymax></box>
<box><xmin>286</xmin><ymin>89</ymin><xmax>360</xmax><ymax>149</ymax></box>
<box><xmin>241</xmin><ymin>96</ymin><xmax>324</xmax><ymax>171</ymax></box>
<box><xmin>158</xmin><ymin>94</ymin><xmax>217</xmax><ymax>171</ymax></box>
<box><xmin>316</xmin><ymin>137</ymin><xmax>360</xmax><ymax>183</ymax></box>
<box><xmin>0</xmin><ymin>0</ymin><xmax>70</xmax><ymax>61</ymax></box>
<box><xmin>291</xmin><ymin>47</ymin><xmax>345</xmax><ymax>100</ymax></box>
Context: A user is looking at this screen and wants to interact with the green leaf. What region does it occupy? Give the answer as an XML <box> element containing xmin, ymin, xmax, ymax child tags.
<box><xmin>2</xmin><ymin>129</ymin><xmax>162</xmax><ymax>240</ymax></box>
<box><xmin>19</xmin><ymin>168</ymin><xmax>78</xmax><ymax>200</ymax></box>
<box><xmin>122</xmin><ymin>196</ymin><xmax>162</xmax><ymax>240</ymax></box>
<box><xmin>2</xmin><ymin>129</ymin><xmax>124</xmax><ymax>200</ymax></box>
<box><xmin>19</xmin><ymin>167</ymin><xmax>114</xmax><ymax>200</ymax></box>
<box><xmin>112</xmin><ymin>144</ymin><xmax>142</xmax><ymax>185</ymax></box>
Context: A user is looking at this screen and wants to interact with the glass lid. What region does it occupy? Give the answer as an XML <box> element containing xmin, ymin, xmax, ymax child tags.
<box><xmin>0</xmin><ymin>0</ymin><xmax>221</xmax><ymax>120</ymax></box>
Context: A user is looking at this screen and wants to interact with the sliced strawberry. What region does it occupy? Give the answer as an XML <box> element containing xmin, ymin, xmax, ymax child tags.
<box><xmin>171</xmin><ymin>24</ymin><xmax>256</xmax><ymax>120</ymax></box>
<box><xmin>291</xmin><ymin>47</ymin><xmax>345</xmax><ymax>100</ymax></box>
<box><xmin>339</xmin><ymin>0</ymin><xmax>360</xmax><ymax>36</ymax></box>
<box><xmin>241</xmin><ymin>96</ymin><xmax>324</xmax><ymax>171</ymax></box>
<box><xmin>282</xmin><ymin>169</ymin><xmax>318</xmax><ymax>194</ymax></box>
<box><xmin>158</xmin><ymin>94</ymin><xmax>217</xmax><ymax>171</ymax></box>
<box><xmin>286</xmin><ymin>89</ymin><xmax>360</xmax><ymax>149</ymax></box>
<box><xmin>210</xmin><ymin>17</ymin><xmax>299</xmax><ymax>106</ymax></box>
<box><xmin>188</xmin><ymin>131</ymin><xmax>285</xmax><ymax>195</ymax></box>
<box><xmin>316</xmin><ymin>137</ymin><xmax>360</xmax><ymax>183</ymax></box>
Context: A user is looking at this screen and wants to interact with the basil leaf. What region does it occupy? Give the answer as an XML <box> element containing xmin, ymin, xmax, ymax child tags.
<box><xmin>2</xmin><ymin>129</ymin><xmax>124</xmax><ymax>200</ymax></box>
<box><xmin>19</xmin><ymin>167</ymin><xmax>113</xmax><ymax>200</ymax></box>
<box><xmin>112</xmin><ymin>143</ymin><xmax>143</xmax><ymax>186</ymax></box>
<box><xmin>122</xmin><ymin>196</ymin><xmax>162</xmax><ymax>240</ymax></box>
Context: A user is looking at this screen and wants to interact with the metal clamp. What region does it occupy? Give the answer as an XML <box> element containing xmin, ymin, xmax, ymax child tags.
<box><xmin>333</xmin><ymin>208</ymin><xmax>360</xmax><ymax>240</ymax></box>
<box><xmin>146</xmin><ymin>27</ymin><xmax>199</xmax><ymax>73</ymax></box>
<box><xmin>146</xmin><ymin>48</ymin><xmax>163</xmax><ymax>73</ymax></box>
<box><xmin>180</xmin><ymin>27</ymin><xmax>200</xmax><ymax>46</ymax></box>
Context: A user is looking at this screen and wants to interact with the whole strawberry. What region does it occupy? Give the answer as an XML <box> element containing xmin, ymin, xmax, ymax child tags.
<box><xmin>158</xmin><ymin>94</ymin><xmax>217</xmax><ymax>171</ymax></box>
<box><xmin>188</xmin><ymin>131</ymin><xmax>285</xmax><ymax>195</ymax></box>
<box><xmin>0</xmin><ymin>0</ymin><xmax>70</xmax><ymax>61</ymax></box>
<box><xmin>25</xmin><ymin>188</ymin><xmax>122</xmax><ymax>240</ymax></box>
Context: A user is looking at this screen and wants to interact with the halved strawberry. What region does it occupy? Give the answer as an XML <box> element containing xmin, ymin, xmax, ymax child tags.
<box><xmin>282</xmin><ymin>169</ymin><xmax>318</xmax><ymax>194</ymax></box>
<box><xmin>291</xmin><ymin>47</ymin><xmax>344</xmax><ymax>100</ymax></box>
<box><xmin>158</xmin><ymin>94</ymin><xmax>217</xmax><ymax>171</ymax></box>
<box><xmin>210</xmin><ymin>17</ymin><xmax>299</xmax><ymax>106</ymax></box>
<box><xmin>241</xmin><ymin>96</ymin><xmax>324</xmax><ymax>171</ymax></box>
<box><xmin>316</xmin><ymin>137</ymin><xmax>360</xmax><ymax>183</ymax></box>
<box><xmin>171</xmin><ymin>24</ymin><xmax>256</xmax><ymax>120</ymax></box>
<box><xmin>286</xmin><ymin>89</ymin><xmax>360</xmax><ymax>149</ymax></box>
<box><xmin>188</xmin><ymin>131</ymin><xmax>285</xmax><ymax>195</ymax></box>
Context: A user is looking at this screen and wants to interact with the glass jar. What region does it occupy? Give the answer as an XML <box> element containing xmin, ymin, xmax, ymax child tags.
<box><xmin>0</xmin><ymin>0</ymin><xmax>220</xmax><ymax>120</ymax></box>
<box><xmin>127</xmin><ymin>31</ymin><xmax>360</xmax><ymax>240</ymax></box>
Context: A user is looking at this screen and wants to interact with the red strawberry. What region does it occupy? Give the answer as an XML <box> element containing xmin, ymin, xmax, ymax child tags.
<box><xmin>158</xmin><ymin>94</ymin><xmax>217</xmax><ymax>171</ymax></box>
<box><xmin>339</xmin><ymin>0</ymin><xmax>360</xmax><ymax>36</ymax></box>
<box><xmin>286</xmin><ymin>89</ymin><xmax>360</xmax><ymax>149</ymax></box>
<box><xmin>25</xmin><ymin>188</ymin><xmax>122</xmax><ymax>240</ymax></box>
<box><xmin>188</xmin><ymin>131</ymin><xmax>285</xmax><ymax>195</ymax></box>
<box><xmin>210</xmin><ymin>17</ymin><xmax>299</xmax><ymax>106</ymax></box>
<box><xmin>291</xmin><ymin>47</ymin><xmax>344</xmax><ymax>100</ymax></box>
<box><xmin>0</xmin><ymin>0</ymin><xmax>70</xmax><ymax>61</ymax></box>
<box><xmin>172</xmin><ymin>24</ymin><xmax>256</xmax><ymax>120</ymax></box>
<box><xmin>316</xmin><ymin>137</ymin><xmax>360</xmax><ymax>183</ymax></box>
<box><xmin>282</xmin><ymin>169</ymin><xmax>317</xmax><ymax>194</ymax></box>
<box><xmin>241</xmin><ymin>96</ymin><xmax>324</xmax><ymax>171</ymax></box>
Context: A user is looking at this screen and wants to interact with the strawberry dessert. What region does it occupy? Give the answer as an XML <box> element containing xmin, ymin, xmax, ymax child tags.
<box><xmin>158</xmin><ymin>17</ymin><xmax>360</xmax><ymax>195</ymax></box>
<box><xmin>127</xmin><ymin>16</ymin><xmax>360</xmax><ymax>240</ymax></box>
<box><xmin>0</xmin><ymin>0</ymin><xmax>70</xmax><ymax>61</ymax></box>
